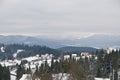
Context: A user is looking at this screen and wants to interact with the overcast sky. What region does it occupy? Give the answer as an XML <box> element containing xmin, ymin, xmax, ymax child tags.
<box><xmin>0</xmin><ymin>0</ymin><xmax>120</xmax><ymax>39</ymax></box>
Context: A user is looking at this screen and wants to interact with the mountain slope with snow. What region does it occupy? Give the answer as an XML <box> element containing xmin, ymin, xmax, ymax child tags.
<box><xmin>0</xmin><ymin>35</ymin><xmax>120</xmax><ymax>49</ymax></box>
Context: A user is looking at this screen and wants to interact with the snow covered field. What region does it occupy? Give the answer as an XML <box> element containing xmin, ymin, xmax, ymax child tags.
<box><xmin>11</xmin><ymin>75</ymin><xmax>16</xmax><ymax>80</ymax></box>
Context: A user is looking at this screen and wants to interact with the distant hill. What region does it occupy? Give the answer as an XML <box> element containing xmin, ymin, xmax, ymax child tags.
<box><xmin>0</xmin><ymin>34</ymin><xmax>120</xmax><ymax>49</ymax></box>
<box><xmin>58</xmin><ymin>46</ymin><xmax>101</xmax><ymax>53</ymax></box>
<box><xmin>0</xmin><ymin>35</ymin><xmax>63</xmax><ymax>48</ymax></box>
<box><xmin>73</xmin><ymin>35</ymin><xmax>120</xmax><ymax>49</ymax></box>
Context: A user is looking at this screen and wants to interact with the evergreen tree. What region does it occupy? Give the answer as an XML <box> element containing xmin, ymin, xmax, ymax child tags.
<box><xmin>16</xmin><ymin>65</ymin><xmax>26</xmax><ymax>80</ymax></box>
<box><xmin>0</xmin><ymin>65</ymin><xmax>10</xmax><ymax>80</ymax></box>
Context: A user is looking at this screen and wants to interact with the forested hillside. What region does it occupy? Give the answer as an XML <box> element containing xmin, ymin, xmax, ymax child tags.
<box><xmin>58</xmin><ymin>46</ymin><xmax>102</xmax><ymax>53</ymax></box>
<box><xmin>0</xmin><ymin>44</ymin><xmax>60</xmax><ymax>60</ymax></box>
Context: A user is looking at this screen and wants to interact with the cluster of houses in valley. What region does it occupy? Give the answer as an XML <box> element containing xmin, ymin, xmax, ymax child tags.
<box><xmin>0</xmin><ymin>51</ymin><xmax>96</xmax><ymax>70</ymax></box>
<box><xmin>0</xmin><ymin>51</ymin><xmax>98</xmax><ymax>80</ymax></box>
<box><xmin>0</xmin><ymin>47</ymin><xmax>120</xmax><ymax>80</ymax></box>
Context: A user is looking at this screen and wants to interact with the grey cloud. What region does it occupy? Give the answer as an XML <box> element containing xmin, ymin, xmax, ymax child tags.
<box><xmin>0</xmin><ymin>0</ymin><xmax>120</xmax><ymax>38</ymax></box>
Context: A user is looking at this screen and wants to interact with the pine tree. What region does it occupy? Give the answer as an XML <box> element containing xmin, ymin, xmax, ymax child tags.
<box><xmin>0</xmin><ymin>65</ymin><xmax>10</xmax><ymax>80</ymax></box>
<box><xmin>50</xmin><ymin>58</ymin><xmax>54</xmax><ymax>72</ymax></box>
<box><xmin>16</xmin><ymin>65</ymin><xmax>26</xmax><ymax>80</ymax></box>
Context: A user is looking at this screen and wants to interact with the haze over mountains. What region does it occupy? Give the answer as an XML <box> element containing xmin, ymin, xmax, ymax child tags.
<box><xmin>0</xmin><ymin>34</ymin><xmax>120</xmax><ymax>49</ymax></box>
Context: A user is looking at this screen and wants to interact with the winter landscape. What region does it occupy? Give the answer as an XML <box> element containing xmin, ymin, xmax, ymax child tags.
<box><xmin>0</xmin><ymin>36</ymin><xmax>119</xmax><ymax>80</ymax></box>
<box><xmin>0</xmin><ymin>0</ymin><xmax>120</xmax><ymax>80</ymax></box>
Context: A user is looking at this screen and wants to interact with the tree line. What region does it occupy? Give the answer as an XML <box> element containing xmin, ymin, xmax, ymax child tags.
<box><xmin>0</xmin><ymin>44</ymin><xmax>60</xmax><ymax>60</ymax></box>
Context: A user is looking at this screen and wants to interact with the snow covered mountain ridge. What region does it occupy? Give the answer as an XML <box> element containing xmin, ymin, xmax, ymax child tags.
<box><xmin>0</xmin><ymin>34</ymin><xmax>120</xmax><ymax>49</ymax></box>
